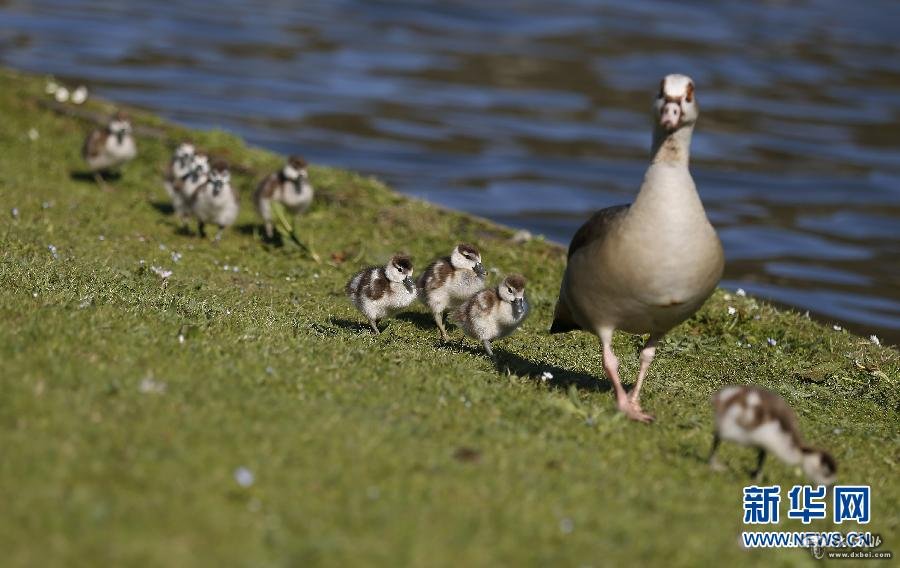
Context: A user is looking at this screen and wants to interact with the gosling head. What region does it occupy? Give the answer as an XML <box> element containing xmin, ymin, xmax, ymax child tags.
<box><xmin>654</xmin><ymin>74</ymin><xmax>698</xmax><ymax>133</ymax></box>
<box><xmin>450</xmin><ymin>243</ymin><xmax>486</xmax><ymax>277</ymax></box>
<box><xmin>499</xmin><ymin>274</ymin><xmax>527</xmax><ymax>319</ymax></box>
<box><xmin>174</xmin><ymin>142</ymin><xmax>195</xmax><ymax>169</ymax></box>
<box><xmin>107</xmin><ymin>111</ymin><xmax>132</xmax><ymax>143</ymax></box>
<box><xmin>283</xmin><ymin>156</ymin><xmax>312</xmax><ymax>194</ymax></box>
<box><xmin>208</xmin><ymin>160</ymin><xmax>231</xmax><ymax>198</ymax></box>
<box><xmin>185</xmin><ymin>153</ymin><xmax>210</xmax><ymax>185</ymax></box>
<box><xmin>801</xmin><ymin>447</ymin><xmax>838</xmax><ymax>487</ymax></box>
<box><xmin>386</xmin><ymin>254</ymin><xmax>415</xmax><ymax>293</ymax></box>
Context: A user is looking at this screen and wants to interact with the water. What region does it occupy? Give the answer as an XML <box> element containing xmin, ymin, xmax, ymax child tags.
<box><xmin>1</xmin><ymin>0</ymin><xmax>898</xmax><ymax>343</ymax></box>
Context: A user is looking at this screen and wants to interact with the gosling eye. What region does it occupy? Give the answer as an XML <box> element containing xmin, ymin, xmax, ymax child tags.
<box><xmin>507</xmin><ymin>287</ymin><xmax>513</xmax><ymax>294</ymax></box>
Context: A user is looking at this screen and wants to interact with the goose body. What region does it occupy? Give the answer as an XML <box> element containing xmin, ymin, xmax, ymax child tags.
<box><xmin>551</xmin><ymin>74</ymin><xmax>723</xmax><ymax>422</ymax></box>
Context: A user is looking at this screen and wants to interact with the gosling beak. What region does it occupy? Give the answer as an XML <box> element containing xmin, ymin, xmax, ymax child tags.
<box><xmin>512</xmin><ymin>298</ymin><xmax>525</xmax><ymax>319</ymax></box>
<box><xmin>473</xmin><ymin>262</ymin><xmax>486</xmax><ymax>278</ymax></box>
<box><xmin>403</xmin><ymin>276</ymin><xmax>415</xmax><ymax>294</ymax></box>
<box><xmin>659</xmin><ymin>102</ymin><xmax>681</xmax><ymax>131</ymax></box>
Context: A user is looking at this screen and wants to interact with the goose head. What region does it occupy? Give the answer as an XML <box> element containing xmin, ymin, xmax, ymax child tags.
<box><xmin>654</xmin><ymin>74</ymin><xmax>698</xmax><ymax>132</ymax></box>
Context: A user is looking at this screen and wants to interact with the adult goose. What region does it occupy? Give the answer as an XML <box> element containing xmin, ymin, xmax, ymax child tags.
<box><xmin>550</xmin><ymin>74</ymin><xmax>724</xmax><ymax>423</ymax></box>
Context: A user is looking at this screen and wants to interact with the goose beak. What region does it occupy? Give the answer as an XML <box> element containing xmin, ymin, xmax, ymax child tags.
<box><xmin>660</xmin><ymin>102</ymin><xmax>681</xmax><ymax>131</ymax></box>
<box><xmin>403</xmin><ymin>276</ymin><xmax>415</xmax><ymax>294</ymax></box>
<box><xmin>512</xmin><ymin>298</ymin><xmax>525</xmax><ymax>319</ymax></box>
<box><xmin>473</xmin><ymin>262</ymin><xmax>486</xmax><ymax>278</ymax></box>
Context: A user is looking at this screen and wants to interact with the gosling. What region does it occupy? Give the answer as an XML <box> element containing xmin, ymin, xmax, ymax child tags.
<box><xmin>709</xmin><ymin>385</ymin><xmax>837</xmax><ymax>486</ymax></box>
<box><xmin>192</xmin><ymin>161</ymin><xmax>238</xmax><ymax>241</ymax></box>
<box><xmin>452</xmin><ymin>274</ymin><xmax>528</xmax><ymax>358</ymax></box>
<box><xmin>418</xmin><ymin>243</ymin><xmax>486</xmax><ymax>341</ymax></box>
<box><xmin>254</xmin><ymin>156</ymin><xmax>314</xmax><ymax>240</ymax></box>
<box><xmin>82</xmin><ymin>111</ymin><xmax>137</xmax><ymax>186</ymax></box>
<box><xmin>346</xmin><ymin>254</ymin><xmax>416</xmax><ymax>334</ymax></box>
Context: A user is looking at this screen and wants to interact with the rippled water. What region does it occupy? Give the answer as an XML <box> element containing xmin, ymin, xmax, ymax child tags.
<box><xmin>1</xmin><ymin>0</ymin><xmax>898</xmax><ymax>342</ymax></box>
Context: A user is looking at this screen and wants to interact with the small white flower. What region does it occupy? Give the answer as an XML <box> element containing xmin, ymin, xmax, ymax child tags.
<box><xmin>71</xmin><ymin>85</ymin><xmax>88</xmax><ymax>104</ymax></box>
<box><xmin>139</xmin><ymin>377</ymin><xmax>167</xmax><ymax>394</ymax></box>
<box><xmin>727</xmin><ymin>306</ymin><xmax>737</xmax><ymax>316</ymax></box>
<box><xmin>150</xmin><ymin>266</ymin><xmax>172</xmax><ymax>279</ymax></box>
<box><xmin>54</xmin><ymin>86</ymin><xmax>70</xmax><ymax>103</ymax></box>
<box><xmin>158</xmin><ymin>243</ymin><xmax>167</xmax><ymax>251</ymax></box>
<box><xmin>47</xmin><ymin>244</ymin><xmax>58</xmax><ymax>259</ymax></box>
<box><xmin>32</xmin><ymin>292</ymin><xmax>38</xmax><ymax>298</ymax></box>
<box><xmin>78</xmin><ymin>297</ymin><xmax>91</xmax><ymax>309</ymax></box>
<box><xmin>736</xmin><ymin>288</ymin><xmax>747</xmax><ymax>297</ymax></box>
<box><xmin>27</xmin><ymin>128</ymin><xmax>39</xmax><ymax>141</ymax></box>
<box><xmin>833</xmin><ymin>325</ymin><xmax>842</xmax><ymax>331</ymax></box>
<box><xmin>11</xmin><ymin>207</ymin><xmax>19</xmax><ymax>219</ymax></box>
<box><xmin>178</xmin><ymin>334</ymin><xmax>185</xmax><ymax>344</ymax></box>
<box><xmin>45</xmin><ymin>81</ymin><xmax>59</xmax><ymax>94</ymax></box>
<box><xmin>511</xmin><ymin>229</ymin><xmax>532</xmax><ymax>244</ymax></box>
<box><xmin>234</xmin><ymin>467</ymin><xmax>255</xmax><ymax>488</ymax></box>
<box><xmin>767</xmin><ymin>338</ymin><xmax>777</xmax><ymax>347</ymax></box>
<box><xmin>541</xmin><ymin>371</ymin><xmax>553</xmax><ymax>382</ymax></box>
<box><xmin>42</xmin><ymin>201</ymin><xmax>52</xmax><ymax>209</ymax></box>
<box><xmin>223</xmin><ymin>264</ymin><xmax>230</xmax><ymax>271</ymax></box>
<box><xmin>171</xmin><ymin>251</ymin><xmax>182</xmax><ymax>262</ymax></box>
<box><xmin>265</xmin><ymin>366</ymin><xmax>274</xmax><ymax>375</ymax></box>
<box><xmin>232</xmin><ymin>266</ymin><xmax>239</xmax><ymax>273</ymax></box>
<box><xmin>98</xmin><ymin>235</ymin><xmax>105</xmax><ymax>241</ymax></box>
<box><xmin>869</xmin><ymin>335</ymin><xmax>880</xmax><ymax>346</ymax></box>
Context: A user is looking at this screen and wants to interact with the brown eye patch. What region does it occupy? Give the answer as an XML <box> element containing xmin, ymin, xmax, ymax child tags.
<box><xmin>457</xmin><ymin>243</ymin><xmax>480</xmax><ymax>257</ymax></box>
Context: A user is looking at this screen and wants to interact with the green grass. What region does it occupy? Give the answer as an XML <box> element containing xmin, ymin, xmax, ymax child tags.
<box><xmin>0</xmin><ymin>67</ymin><xmax>897</xmax><ymax>567</ymax></box>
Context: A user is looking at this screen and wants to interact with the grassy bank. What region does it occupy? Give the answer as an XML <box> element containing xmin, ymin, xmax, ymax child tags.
<box><xmin>0</xmin><ymin>67</ymin><xmax>897</xmax><ymax>567</ymax></box>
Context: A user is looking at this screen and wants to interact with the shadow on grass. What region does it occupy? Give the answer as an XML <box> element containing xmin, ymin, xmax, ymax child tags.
<box><xmin>330</xmin><ymin>317</ymin><xmax>376</xmax><ymax>335</ymax></box>
<box><xmin>332</xmin><ymin>312</ymin><xmax>606</xmax><ymax>393</ymax></box>
<box><xmin>439</xmin><ymin>338</ymin><xmax>607</xmax><ymax>393</ymax></box>
<box><xmin>235</xmin><ymin>223</ymin><xmax>285</xmax><ymax>247</ymax></box>
<box><xmin>70</xmin><ymin>170</ymin><xmax>121</xmax><ymax>183</ymax></box>
<box><xmin>149</xmin><ymin>200</ymin><xmax>174</xmax><ymax>215</ymax></box>
<box><xmin>395</xmin><ymin>311</ymin><xmax>437</xmax><ymax>332</ymax></box>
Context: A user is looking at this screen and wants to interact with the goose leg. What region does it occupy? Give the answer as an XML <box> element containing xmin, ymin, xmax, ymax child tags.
<box><xmin>482</xmin><ymin>339</ymin><xmax>494</xmax><ymax>358</ymax></box>
<box><xmin>751</xmin><ymin>449</ymin><xmax>767</xmax><ymax>481</ymax></box>
<box><xmin>433</xmin><ymin>311</ymin><xmax>449</xmax><ymax>342</ymax></box>
<box><xmin>369</xmin><ymin>318</ymin><xmax>380</xmax><ymax>334</ymax></box>
<box><xmin>93</xmin><ymin>172</ymin><xmax>109</xmax><ymax>191</ymax></box>
<box><xmin>708</xmin><ymin>433</ymin><xmax>726</xmax><ymax>471</ymax></box>
<box><xmin>601</xmin><ymin>329</ymin><xmax>652</xmax><ymax>423</ymax></box>
<box><xmin>628</xmin><ymin>334</ymin><xmax>660</xmax><ymax>417</ymax></box>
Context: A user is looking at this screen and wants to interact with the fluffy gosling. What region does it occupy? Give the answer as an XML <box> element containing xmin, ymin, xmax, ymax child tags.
<box><xmin>254</xmin><ymin>156</ymin><xmax>314</xmax><ymax>240</ymax></box>
<box><xmin>346</xmin><ymin>255</ymin><xmax>416</xmax><ymax>334</ymax></box>
<box><xmin>710</xmin><ymin>385</ymin><xmax>837</xmax><ymax>486</ymax></box>
<box><xmin>192</xmin><ymin>161</ymin><xmax>238</xmax><ymax>241</ymax></box>
<box><xmin>418</xmin><ymin>243</ymin><xmax>486</xmax><ymax>341</ymax></box>
<box><xmin>452</xmin><ymin>274</ymin><xmax>528</xmax><ymax>358</ymax></box>
<box><xmin>82</xmin><ymin>111</ymin><xmax>137</xmax><ymax>186</ymax></box>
